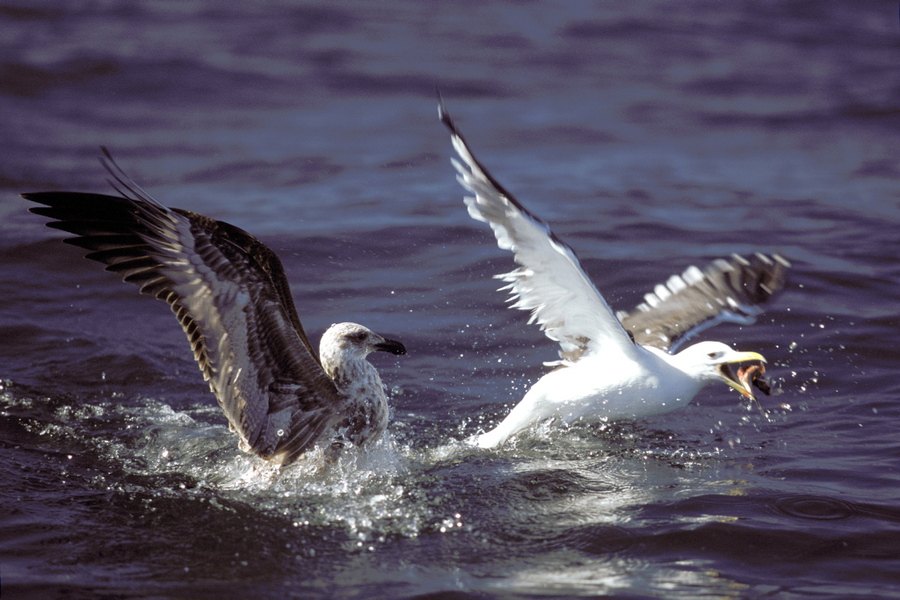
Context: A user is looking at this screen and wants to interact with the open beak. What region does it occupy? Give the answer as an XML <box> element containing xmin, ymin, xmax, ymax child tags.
<box><xmin>716</xmin><ymin>351</ymin><xmax>766</xmax><ymax>399</ymax></box>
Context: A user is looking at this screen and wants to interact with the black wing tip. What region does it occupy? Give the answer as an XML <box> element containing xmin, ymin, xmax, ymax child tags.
<box><xmin>689</xmin><ymin>252</ymin><xmax>791</xmax><ymax>308</ymax></box>
<box><xmin>727</xmin><ymin>252</ymin><xmax>792</xmax><ymax>300</ymax></box>
<box><xmin>765</xmin><ymin>252</ymin><xmax>792</xmax><ymax>276</ymax></box>
<box><xmin>620</xmin><ymin>251</ymin><xmax>792</xmax><ymax>352</ymax></box>
<box><xmin>22</xmin><ymin>193</ymin><xmax>49</xmax><ymax>214</ymax></box>
<box><xmin>21</xmin><ymin>191</ymin><xmax>71</xmax><ymax>205</ymax></box>
<box><xmin>732</xmin><ymin>251</ymin><xmax>791</xmax><ymax>271</ymax></box>
<box><xmin>22</xmin><ymin>146</ymin><xmax>150</xmax><ymax>211</ymax></box>
<box><xmin>437</xmin><ymin>93</ymin><xmax>462</xmax><ymax>138</ymax></box>
<box><xmin>438</xmin><ymin>102</ymin><xmax>551</xmax><ymax>227</ymax></box>
<box><xmin>23</xmin><ymin>192</ymin><xmax>110</xmax><ymax>225</ymax></box>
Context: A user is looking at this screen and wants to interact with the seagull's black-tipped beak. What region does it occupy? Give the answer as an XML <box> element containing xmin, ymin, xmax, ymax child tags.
<box><xmin>374</xmin><ymin>338</ymin><xmax>407</xmax><ymax>356</ymax></box>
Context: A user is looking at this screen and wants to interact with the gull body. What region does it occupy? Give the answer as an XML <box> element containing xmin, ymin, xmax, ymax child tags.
<box><xmin>24</xmin><ymin>152</ymin><xmax>406</xmax><ymax>465</ymax></box>
<box><xmin>473</xmin><ymin>341</ymin><xmax>756</xmax><ymax>449</ymax></box>
<box><xmin>320</xmin><ymin>322</ymin><xmax>405</xmax><ymax>449</ymax></box>
<box><xmin>440</xmin><ymin>106</ymin><xmax>788</xmax><ymax>449</ymax></box>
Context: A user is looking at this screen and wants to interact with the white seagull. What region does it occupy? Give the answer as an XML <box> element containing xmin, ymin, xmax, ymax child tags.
<box><xmin>440</xmin><ymin>107</ymin><xmax>789</xmax><ymax>450</ymax></box>
<box><xmin>24</xmin><ymin>150</ymin><xmax>406</xmax><ymax>466</ymax></box>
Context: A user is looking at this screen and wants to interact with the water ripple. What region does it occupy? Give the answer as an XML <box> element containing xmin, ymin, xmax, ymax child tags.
<box><xmin>772</xmin><ymin>495</ymin><xmax>856</xmax><ymax>521</ymax></box>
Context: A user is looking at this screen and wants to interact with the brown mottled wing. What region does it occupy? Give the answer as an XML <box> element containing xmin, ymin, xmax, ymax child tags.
<box><xmin>616</xmin><ymin>253</ymin><xmax>791</xmax><ymax>353</ymax></box>
<box><xmin>24</xmin><ymin>185</ymin><xmax>345</xmax><ymax>465</ymax></box>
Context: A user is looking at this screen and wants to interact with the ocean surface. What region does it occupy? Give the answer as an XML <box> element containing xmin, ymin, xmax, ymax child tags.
<box><xmin>2</xmin><ymin>1</ymin><xmax>899</xmax><ymax>598</ymax></box>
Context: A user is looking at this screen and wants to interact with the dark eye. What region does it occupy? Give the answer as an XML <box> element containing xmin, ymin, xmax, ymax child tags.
<box><xmin>349</xmin><ymin>331</ymin><xmax>368</xmax><ymax>343</ymax></box>
<box><xmin>707</xmin><ymin>352</ymin><xmax>719</xmax><ymax>359</ymax></box>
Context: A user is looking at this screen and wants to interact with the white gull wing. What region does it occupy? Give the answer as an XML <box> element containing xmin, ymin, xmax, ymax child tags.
<box><xmin>617</xmin><ymin>253</ymin><xmax>791</xmax><ymax>353</ymax></box>
<box><xmin>24</xmin><ymin>164</ymin><xmax>345</xmax><ymax>465</ymax></box>
<box><xmin>441</xmin><ymin>108</ymin><xmax>636</xmax><ymax>364</ymax></box>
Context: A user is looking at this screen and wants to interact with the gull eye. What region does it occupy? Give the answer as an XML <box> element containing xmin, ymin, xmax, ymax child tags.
<box><xmin>707</xmin><ymin>351</ymin><xmax>720</xmax><ymax>359</ymax></box>
<box><xmin>348</xmin><ymin>331</ymin><xmax>368</xmax><ymax>343</ymax></box>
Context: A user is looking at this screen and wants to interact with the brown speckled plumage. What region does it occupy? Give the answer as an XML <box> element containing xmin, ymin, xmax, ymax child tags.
<box><xmin>23</xmin><ymin>153</ymin><xmax>405</xmax><ymax>465</ymax></box>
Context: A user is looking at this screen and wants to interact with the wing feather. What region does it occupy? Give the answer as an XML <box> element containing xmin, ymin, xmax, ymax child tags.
<box><xmin>24</xmin><ymin>181</ymin><xmax>345</xmax><ymax>464</ymax></box>
<box><xmin>441</xmin><ymin>106</ymin><xmax>635</xmax><ymax>364</ymax></box>
<box><xmin>617</xmin><ymin>253</ymin><xmax>791</xmax><ymax>352</ymax></box>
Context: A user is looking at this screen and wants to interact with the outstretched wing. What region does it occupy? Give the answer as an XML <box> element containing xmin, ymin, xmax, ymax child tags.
<box><xmin>617</xmin><ymin>253</ymin><xmax>791</xmax><ymax>353</ymax></box>
<box><xmin>24</xmin><ymin>161</ymin><xmax>344</xmax><ymax>464</ymax></box>
<box><xmin>441</xmin><ymin>107</ymin><xmax>636</xmax><ymax>365</ymax></box>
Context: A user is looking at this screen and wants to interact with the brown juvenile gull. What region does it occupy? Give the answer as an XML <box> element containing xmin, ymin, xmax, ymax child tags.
<box><xmin>23</xmin><ymin>150</ymin><xmax>406</xmax><ymax>465</ymax></box>
<box><xmin>440</xmin><ymin>106</ymin><xmax>789</xmax><ymax>449</ymax></box>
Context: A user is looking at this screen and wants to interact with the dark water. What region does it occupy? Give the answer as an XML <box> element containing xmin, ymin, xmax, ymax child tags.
<box><xmin>2</xmin><ymin>1</ymin><xmax>900</xmax><ymax>598</ymax></box>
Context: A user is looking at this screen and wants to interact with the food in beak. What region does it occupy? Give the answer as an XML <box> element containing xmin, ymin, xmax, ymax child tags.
<box><xmin>738</xmin><ymin>363</ymin><xmax>772</xmax><ymax>396</ymax></box>
<box><xmin>718</xmin><ymin>361</ymin><xmax>770</xmax><ymax>400</ymax></box>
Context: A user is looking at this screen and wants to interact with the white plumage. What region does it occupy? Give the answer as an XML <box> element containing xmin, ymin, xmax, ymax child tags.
<box><xmin>441</xmin><ymin>106</ymin><xmax>789</xmax><ymax>449</ymax></box>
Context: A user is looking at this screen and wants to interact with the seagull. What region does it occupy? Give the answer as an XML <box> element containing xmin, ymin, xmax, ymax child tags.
<box><xmin>23</xmin><ymin>150</ymin><xmax>406</xmax><ymax>466</ymax></box>
<box><xmin>440</xmin><ymin>107</ymin><xmax>790</xmax><ymax>449</ymax></box>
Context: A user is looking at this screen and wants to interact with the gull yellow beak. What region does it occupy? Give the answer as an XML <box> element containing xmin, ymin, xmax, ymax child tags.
<box><xmin>717</xmin><ymin>351</ymin><xmax>766</xmax><ymax>399</ymax></box>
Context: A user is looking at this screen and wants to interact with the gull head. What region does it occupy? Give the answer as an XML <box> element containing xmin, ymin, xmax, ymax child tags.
<box><xmin>320</xmin><ymin>322</ymin><xmax>407</xmax><ymax>364</ymax></box>
<box><xmin>676</xmin><ymin>341</ymin><xmax>766</xmax><ymax>399</ymax></box>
